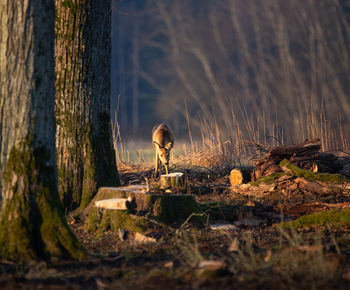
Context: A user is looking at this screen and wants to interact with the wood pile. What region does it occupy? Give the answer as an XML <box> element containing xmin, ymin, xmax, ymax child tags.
<box><xmin>251</xmin><ymin>138</ymin><xmax>348</xmax><ymax>181</ymax></box>
<box><xmin>229</xmin><ymin>138</ymin><xmax>350</xmax><ymax>199</ymax></box>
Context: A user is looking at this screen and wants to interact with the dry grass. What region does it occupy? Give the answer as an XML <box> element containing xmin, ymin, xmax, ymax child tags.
<box><xmin>112</xmin><ymin>103</ymin><xmax>349</xmax><ymax>174</ymax></box>
<box><xmin>117</xmin><ymin>161</ymin><xmax>152</xmax><ymax>174</ymax></box>
<box><xmin>145</xmin><ymin>0</ymin><xmax>350</xmax><ymax>146</ymax></box>
<box><xmin>172</xmin><ymin>144</ymin><xmax>231</xmax><ymax>169</ymax></box>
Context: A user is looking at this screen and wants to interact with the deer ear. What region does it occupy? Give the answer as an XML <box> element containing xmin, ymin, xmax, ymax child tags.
<box><xmin>165</xmin><ymin>141</ymin><xmax>173</xmax><ymax>150</ymax></box>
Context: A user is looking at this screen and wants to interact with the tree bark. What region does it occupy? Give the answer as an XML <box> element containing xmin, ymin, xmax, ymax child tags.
<box><xmin>0</xmin><ymin>0</ymin><xmax>85</xmax><ymax>261</ymax></box>
<box><xmin>55</xmin><ymin>0</ymin><xmax>120</xmax><ymax>210</ymax></box>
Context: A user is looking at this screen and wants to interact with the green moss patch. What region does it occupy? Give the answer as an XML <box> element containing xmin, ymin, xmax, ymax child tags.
<box><xmin>278</xmin><ymin>209</ymin><xmax>350</xmax><ymax>229</ymax></box>
<box><xmin>0</xmin><ymin>135</ymin><xmax>85</xmax><ymax>261</ymax></box>
<box><xmin>280</xmin><ymin>159</ymin><xmax>348</xmax><ymax>183</ymax></box>
<box><xmin>86</xmin><ymin>208</ymin><xmax>149</xmax><ymax>237</ymax></box>
<box><xmin>259</xmin><ymin>173</ymin><xmax>285</xmax><ymax>184</ymax></box>
<box><xmin>250</xmin><ymin>172</ymin><xmax>285</xmax><ymax>186</ymax></box>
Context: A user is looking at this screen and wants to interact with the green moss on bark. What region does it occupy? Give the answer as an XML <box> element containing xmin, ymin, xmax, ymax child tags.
<box><xmin>171</xmin><ymin>195</ymin><xmax>203</xmax><ymax>223</ymax></box>
<box><xmin>56</xmin><ymin>116</ymin><xmax>120</xmax><ymax>211</ymax></box>
<box><xmin>152</xmin><ymin>197</ymin><xmax>176</xmax><ymax>223</ymax></box>
<box><xmin>0</xmin><ymin>136</ymin><xmax>85</xmax><ymax>261</ymax></box>
<box><xmin>86</xmin><ymin>208</ymin><xmax>148</xmax><ymax>237</ymax></box>
<box><xmin>0</xmin><ymin>194</ymin><xmax>36</xmax><ymax>260</ymax></box>
<box><xmin>249</xmin><ymin>172</ymin><xmax>285</xmax><ymax>186</ymax></box>
<box><xmin>80</xmin><ymin>135</ymin><xmax>98</xmax><ymax>209</ymax></box>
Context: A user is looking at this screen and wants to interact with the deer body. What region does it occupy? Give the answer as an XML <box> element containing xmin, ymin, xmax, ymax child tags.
<box><xmin>152</xmin><ymin>123</ymin><xmax>174</xmax><ymax>175</ymax></box>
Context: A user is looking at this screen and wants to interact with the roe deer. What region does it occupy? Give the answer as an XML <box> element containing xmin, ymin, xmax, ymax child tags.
<box><xmin>152</xmin><ymin>123</ymin><xmax>174</xmax><ymax>175</ymax></box>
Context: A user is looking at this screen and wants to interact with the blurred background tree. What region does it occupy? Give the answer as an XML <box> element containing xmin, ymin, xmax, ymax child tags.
<box><xmin>111</xmin><ymin>0</ymin><xmax>350</xmax><ymax>150</ymax></box>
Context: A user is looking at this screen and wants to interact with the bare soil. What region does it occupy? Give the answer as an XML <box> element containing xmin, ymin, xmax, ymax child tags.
<box><xmin>1</xmin><ymin>164</ymin><xmax>350</xmax><ymax>289</ymax></box>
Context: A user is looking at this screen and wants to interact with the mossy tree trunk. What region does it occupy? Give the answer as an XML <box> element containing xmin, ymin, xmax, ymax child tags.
<box><xmin>55</xmin><ymin>0</ymin><xmax>120</xmax><ymax>210</ymax></box>
<box><xmin>0</xmin><ymin>0</ymin><xmax>85</xmax><ymax>261</ymax></box>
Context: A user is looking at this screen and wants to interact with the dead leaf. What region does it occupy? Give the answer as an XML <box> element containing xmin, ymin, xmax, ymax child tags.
<box><xmin>164</xmin><ymin>261</ymin><xmax>174</xmax><ymax>268</ymax></box>
<box><xmin>198</xmin><ymin>260</ymin><xmax>225</xmax><ymax>271</ymax></box>
<box><xmin>264</xmin><ymin>249</ymin><xmax>272</xmax><ymax>262</ymax></box>
<box><xmin>228</xmin><ymin>237</ymin><xmax>239</xmax><ymax>252</ymax></box>
<box><xmin>210</xmin><ymin>224</ymin><xmax>239</xmax><ymax>231</ymax></box>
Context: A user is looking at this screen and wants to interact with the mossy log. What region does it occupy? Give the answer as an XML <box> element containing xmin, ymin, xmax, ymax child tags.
<box><xmin>280</xmin><ymin>159</ymin><xmax>349</xmax><ymax>184</ymax></box>
<box><xmin>268</xmin><ymin>138</ymin><xmax>321</xmax><ymax>157</ymax></box>
<box><xmin>159</xmin><ymin>172</ymin><xmax>185</xmax><ymax>189</ymax></box>
<box><xmin>85</xmin><ymin>186</ymin><xmax>203</xmax><ymax>235</ymax></box>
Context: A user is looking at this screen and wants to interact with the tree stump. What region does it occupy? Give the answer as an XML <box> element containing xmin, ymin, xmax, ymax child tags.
<box><xmin>84</xmin><ymin>185</ymin><xmax>203</xmax><ymax>236</ymax></box>
<box><xmin>229</xmin><ymin>168</ymin><xmax>252</xmax><ymax>185</ymax></box>
<box><xmin>230</xmin><ymin>169</ymin><xmax>243</xmax><ymax>185</ymax></box>
<box><xmin>159</xmin><ymin>172</ymin><xmax>185</xmax><ymax>189</ymax></box>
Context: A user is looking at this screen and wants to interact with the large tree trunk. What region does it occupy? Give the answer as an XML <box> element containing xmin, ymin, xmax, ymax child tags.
<box><xmin>55</xmin><ymin>0</ymin><xmax>120</xmax><ymax>210</ymax></box>
<box><xmin>0</xmin><ymin>0</ymin><xmax>85</xmax><ymax>261</ymax></box>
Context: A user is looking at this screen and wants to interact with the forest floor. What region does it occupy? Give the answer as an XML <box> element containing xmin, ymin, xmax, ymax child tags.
<box><xmin>1</xmin><ymin>162</ymin><xmax>350</xmax><ymax>289</ymax></box>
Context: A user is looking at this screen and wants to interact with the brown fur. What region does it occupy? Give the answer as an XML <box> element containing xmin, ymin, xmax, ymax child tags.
<box><xmin>152</xmin><ymin>123</ymin><xmax>174</xmax><ymax>175</ymax></box>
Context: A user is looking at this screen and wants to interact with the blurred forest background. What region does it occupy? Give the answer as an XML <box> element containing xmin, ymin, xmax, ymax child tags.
<box><xmin>111</xmin><ymin>0</ymin><xmax>350</xmax><ymax>153</ymax></box>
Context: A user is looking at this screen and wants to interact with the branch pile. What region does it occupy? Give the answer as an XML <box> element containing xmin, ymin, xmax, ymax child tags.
<box><xmin>231</xmin><ymin>139</ymin><xmax>350</xmax><ymax>199</ymax></box>
<box><xmin>251</xmin><ymin>138</ymin><xmax>349</xmax><ymax>181</ymax></box>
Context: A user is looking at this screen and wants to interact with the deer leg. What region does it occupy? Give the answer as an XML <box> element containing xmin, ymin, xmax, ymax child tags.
<box><xmin>165</xmin><ymin>163</ymin><xmax>169</xmax><ymax>175</ymax></box>
<box><xmin>155</xmin><ymin>151</ymin><xmax>159</xmax><ymax>176</ymax></box>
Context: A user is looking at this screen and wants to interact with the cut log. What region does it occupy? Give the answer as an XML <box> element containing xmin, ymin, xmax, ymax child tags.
<box><xmin>94</xmin><ymin>197</ymin><xmax>133</xmax><ymax>210</ymax></box>
<box><xmin>229</xmin><ymin>168</ymin><xmax>252</xmax><ymax>185</ymax></box>
<box><xmin>318</xmin><ymin>152</ymin><xmax>338</xmax><ymax>162</ymax></box>
<box><xmin>268</xmin><ymin>138</ymin><xmax>321</xmax><ymax>157</ymax></box>
<box><xmin>230</xmin><ymin>169</ymin><xmax>243</xmax><ymax>185</ymax></box>
<box><xmin>159</xmin><ymin>172</ymin><xmax>184</xmax><ymax>189</ymax></box>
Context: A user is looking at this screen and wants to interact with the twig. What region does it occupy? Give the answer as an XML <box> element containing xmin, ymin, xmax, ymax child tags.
<box><xmin>180</xmin><ymin>212</ymin><xmax>207</xmax><ymax>229</ymax></box>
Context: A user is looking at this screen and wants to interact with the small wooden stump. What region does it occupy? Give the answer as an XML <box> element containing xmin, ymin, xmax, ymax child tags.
<box><xmin>159</xmin><ymin>172</ymin><xmax>184</xmax><ymax>189</ymax></box>
<box><xmin>229</xmin><ymin>168</ymin><xmax>252</xmax><ymax>185</ymax></box>
<box><xmin>230</xmin><ymin>169</ymin><xmax>243</xmax><ymax>185</ymax></box>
